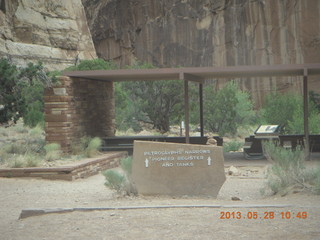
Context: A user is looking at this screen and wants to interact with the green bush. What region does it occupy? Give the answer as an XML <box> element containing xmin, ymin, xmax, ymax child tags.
<box><xmin>103</xmin><ymin>170</ymin><xmax>125</xmax><ymax>192</ymax></box>
<box><xmin>121</xmin><ymin>156</ymin><xmax>133</xmax><ymax>175</ymax></box>
<box><xmin>314</xmin><ymin>166</ymin><xmax>320</xmax><ymax>194</ymax></box>
<box><xmin>261</xmin><ymin>91</ymin><xmax>320</xmax><ymax>134</ymax></box>
<box><xmin>24</xmin><ymin>154</ymin><xmax>42</xmax><ymax>167</ymax></box>
<box><xmin>223</xmin><ymin>141</ymin><xmax>243</xmax><ymax>152</ymax></box>
<box><xmin>103</xmin><ymin>156</ymin><xmax>137</xmax><ymax>196</ymax></box>
<box><xmin>262</xmin><ymin>141</ymin><xmax>319</xmax><ymax>195</ymax></box>
<box><xmin>44</xmin><ymin>143</ymin><xmax>62</xmax><ymax>161</ymax></box>
<box><xmin>0</xmin><ymin>58</ymin><xmax>54</xmax><ymax>127</ymax></box>
<box><xmin>204</xmin><ymin>81</ymin><xmax>256</xmax><ymax>136</ymax></box>
<box><xmin>287</xmin><ymin>103</ymin><xmax>320</xmax><ymax>134</ymax></box>
<box><xmin>85</xmin><ymin>137</ymin><xmax>102</xmax><ymax>158</ymax></box>
<box><xmin>6</xmin><ymin>154</ymin><xmax>42</xmax><ymax>168</ymax></box>
<box><xmin>70</xmin><ymin>136</ymin><xmax>102</xmax><ymax>157</ymax></box>
<box><xmin>8</xmin><ymin>155</ymin><xmax>26</xmax><ymax>168</ymax></box>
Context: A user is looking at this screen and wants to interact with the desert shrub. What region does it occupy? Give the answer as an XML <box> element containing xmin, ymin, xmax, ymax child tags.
<box><xmin>103</xmin><ymin>170</ymin><xmax>125</xmax><ymax>192</ymax></box>
<box><xmin>70</xmin><ymin>136</ymin><xmax>90</xmax><ymax>155</ymax></box>
<box><xmin>6</xmin><ymin>153</ymin><xmax>42</xmax><ymax>168</ymax></box>
<box><xmin>2</xmin><ymin>143</ymin><xmax>26</xmax><ymax>155</ymax></box>
<box><xmin>121</xmin><ymin>156</ymin><xmax>133</xmax><ymax>175</ymax></box>
<box><xmin>103</xmin><ymin>156</ymin><xmax>137</xmax><ymax>196</ymax></box>
<box><xmin>0</xmin><ymin>127</ymin><xmax>9</xmax><ymax>137</ymax></box>
<box><xmin>8</xmin><ymin>155</ymin><xmax>26</xmax><ymax>168</ymax></box>
<box><xmin>0</xmin><ymin>122</ymin><xmax>45</xmax><ymax>166</ymax></box>
<box><xmin>12</xmin><ymin>119</ymin><xmax>28</xmax><ymax>133</ymax></box>
<box><xmin>262</xmin><ymin>141</ymin><xmax>320</xmax><ymax>195</ymax></box>
<box><xmin>314</xmin><ymin>166</ymin><xmax>320</xmax><ymax>194</ymax></box>
<box><xmin>29</xmin><ymin>124</ymin><xmax>44</xmax><ymax>136</ymax></box>
<box><xmin>25</xmin><ymin>155</ymin><xmax>42</xmax><ymax>167</ymax></box>
<box><xmin>70</xmin><ymin>136</ymin><xmax>102</xmax><ymax>157</ymax></box>
<box><xmin>85</xmin><ymin>137</ymin><xmax>102</xmax><ymax>158</ymax></box>
<box><xmin>44</xmin><ymin>143</ymin><xmax>62</xmax><ymax>161</ymax></box>
<box><xmin>223</xmin><ymin>141</ymin><xmax>243</xmax><ymax>152</ymax></box>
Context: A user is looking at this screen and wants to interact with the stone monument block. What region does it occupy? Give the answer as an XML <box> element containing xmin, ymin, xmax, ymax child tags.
<box><xmin>132</xmin><ymin>141</ymin><xmax>226</xmax><ymax>197</ymax></box>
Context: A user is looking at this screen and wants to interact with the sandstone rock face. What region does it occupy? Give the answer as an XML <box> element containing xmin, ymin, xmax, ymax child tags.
<box><xmin>0</xmin><ymin>0</ymin><xmax>96</xmax><ymax>70</ymax></box>
<box><xmin>82</xmin><ymin>0</ymin><xmax>320</xmax><ymax>107</ymax></box>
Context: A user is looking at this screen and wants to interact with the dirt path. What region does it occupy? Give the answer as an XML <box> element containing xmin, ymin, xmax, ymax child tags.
<box><xmin>0</xmin><ymin>164</ymin><xmax>319</xmax><ymax>240</ymax></box>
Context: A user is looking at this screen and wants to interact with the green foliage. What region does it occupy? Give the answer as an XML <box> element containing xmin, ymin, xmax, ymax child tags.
<box><xmin>287</xmin><ymin>101</ymin><xmax>320</xmax><ymax>134</ymax></box>
<box><xmin>23</xmin><ymin>101</ymin><xmax>44</xmax><ymax>128</ymax></box>
<box><xmin>223</xmin><ymin>141</ymin><xmax>243</xmax><ymax>152</ymax></box>
<box><xmin>262</xmin><ymin>141</ymin><xmax>319</xmax><ymax>195</ymax></box>
<box><xmin>121</xmin><ymin>156</ymin><xmax>133</xmax><ymax>175</ymax></box>
<box><xmin>314</xmin><ymin>166</ymin><xmax>320</xmax><ymax>194</ymax></box>
<box><xmin>103</xmin><ymin>156</ymin><xmax>136</xmax><ymax>196</ymax></box>
<box><xmin>204</xmin><ymin>81</ymin><xmax>256</xmax><ymax>136</ymax></box>
<box><xmin>262</xmin><ymin>91</ymin><xmax>320</xmax><ymax>134</ymax></box>
<box><xmin>309</xmin><ymin>91</ymin><xmax>320</xmax><ymax>111</ymax></box>
<box><xmin>235</xmin><ymin>89</ymin><xmax>257</xmax><ymax>126</ymax></box>
<box><xmin>29</xmin><ymin>124</ymin><xmax>44</xmax><ymax>136</ymax></box>
<box><xmin>0</xmin><ymin>120</ymin><xmax>45</xmax><ymax>157</ymax></box>
<box><xmin>262</xmin><ymin>92</ymin><xmax>301</xmax><ymax>129</ymax></box>
<box><xmin>71</xmin><ymin>136</ymin><xmax>90</xmax><ymax>155</ymax></box>
<box><xmin>115</xmin><ymin>62</ymin><xmax>184</xmax><ymax>132</ymax></box>
<box><xmin>65</xmin><ymin>58</ymin><xmax>117</xmax><ymax>71</ymax></box>
<box><xmin>103</xmin><ymin>170</ymin><xmax>125</xmax><ymax>191</ymax></box>
<box><xmin>44</xmin><ymin>143</ymin><xmax>62</xmax><ymax>161</ymax></box>
<box><xmin>0</xmin><ymin>58</ymin><xmax>20</xmax><ymax>123</ymax></box>
<box><xmin>85</xmin><ymin>137</ymin><xmax>102</xmax><ymax>158</ymax></box>
<box><xmin>0</xmin><ymin>58</ymin><xmax>54</xmax><ymax>127</ymax></box>
<box><xmin>8</xmin><ymin>155</ymin><xmax>26</xmax><ymax>168</ymax></box>
<box><xmin>115</xmin><ymin>82</ymin><xmax>142</xmax><ymax>132</ymax></box>
<box><xmin>70</xmin><ymin>136</ymin><xmax>102</xmax><ymax>157</ymax></box>
<box><xmin>5</xmin><ymin>153</ymin><xmax>42</xmax><ymax>168</ymax></box>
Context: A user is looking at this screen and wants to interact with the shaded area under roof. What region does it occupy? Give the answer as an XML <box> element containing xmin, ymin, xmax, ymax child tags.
<box><xmin>63</xmin><ymin>63</ymin><xmax>320</xmax><ymax>157</ymax></box>
<box><xmin>64</xmin><ymin>63</ymin><xmax>320</xmax><ymax>82</ymax></box>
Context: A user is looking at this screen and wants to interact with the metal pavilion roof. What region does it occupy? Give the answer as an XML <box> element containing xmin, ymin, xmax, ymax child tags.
<box><xmin>64</xmin><ymin>63</ymin><xmax>320</xmax><ymax>156</ymax></box>
<box><xmin>64</xmin><ymin>63</ymin><xmax>320</xmax><ymax>82</ymax></box>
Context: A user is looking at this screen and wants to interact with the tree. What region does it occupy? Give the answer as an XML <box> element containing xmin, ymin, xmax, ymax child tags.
<box><xmin>204</xmin><ymin>81</ymin><xmax>256</xmax><ymax>136</ymax></box>
<box><xmin>121</xmin><ymin>79</ymin><xmax>184</xmax><ymax>132</ymax></box>
<box><xmin>261</xmin><ymin>91</ymin><xmax>320</xmax><ymax>134</ymax></box>
<box><xmin>0</xmin><ymin>58</ymin><xmax>20</xmax><ymax>123</ymax></box>
<box><xmin>204</xmin><ymin>81</ymin><xmax>238</xmax><ymax>136</ymax></box>
<box><xmin>261</xmin><ymin>92</ymin><xmax>301</xmax><ymax>131</ymax></box>
<box><xmin>0</xmin><ymin>59</ymin><xmax>52</xmax><ymax>126</ymax></box>
<box><xmin>118</xmin><ymin>62</ymin><xmax>185</xmax><ymax>132</ymax></box>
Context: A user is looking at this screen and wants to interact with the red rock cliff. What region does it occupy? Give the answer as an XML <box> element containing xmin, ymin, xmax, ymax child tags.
<box><xmin>82</xmin><ymin>0</ymin><xmax>320</xmax><ymax>107</ymax></box>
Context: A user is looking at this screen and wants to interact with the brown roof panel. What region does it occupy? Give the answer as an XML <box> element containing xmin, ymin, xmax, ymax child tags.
<box><xmin>63</xmin><ymin>63</ymin><xmax>320</xmax><ymax>82</ymax></box>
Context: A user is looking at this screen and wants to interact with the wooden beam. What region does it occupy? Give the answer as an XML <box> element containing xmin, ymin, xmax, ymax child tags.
<box><xmin>184</xmin><ymin>73</ymin><xmax>205</xmax><ymax>84</ymax></box>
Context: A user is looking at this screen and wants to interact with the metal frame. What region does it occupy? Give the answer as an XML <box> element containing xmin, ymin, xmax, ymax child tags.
<box><xmin>65</xmin><ymin>63</ymin><xmax>320</xmax><ymax>150</ymax></box>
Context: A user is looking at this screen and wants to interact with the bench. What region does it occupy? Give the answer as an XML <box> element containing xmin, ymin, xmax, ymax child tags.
<box><xmin>101</xmin><ymin>136</ymin><xmax>223</xmax><ymax>155</ymax></box>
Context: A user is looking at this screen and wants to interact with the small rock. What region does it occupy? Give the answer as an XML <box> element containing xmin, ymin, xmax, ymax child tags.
<box><xmin>206</xmin><ymin>137</ymin><xmax>217</xmax><ymax>145</ymax></box>
<box><xmin>228</xmin><ymin>166</ymin><xmax>240</xmax><ymax>176</ymax></box>
<box><xmin>231</xmin><ymin>196</ymin><xmax>241</xmax><ymax>201</ymax></box>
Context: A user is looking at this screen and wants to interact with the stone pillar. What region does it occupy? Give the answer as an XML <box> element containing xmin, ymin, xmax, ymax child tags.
<box><xmin>44</xmin><ymin>76</ymin><xmax>115</xmax><ymax>153</ymax></box>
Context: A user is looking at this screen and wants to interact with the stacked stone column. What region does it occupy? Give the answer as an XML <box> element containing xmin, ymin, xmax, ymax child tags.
<box><xmin>44</xmin><ymin>76</ymin><xmax>115</xmax><ymax>153</ymax></box>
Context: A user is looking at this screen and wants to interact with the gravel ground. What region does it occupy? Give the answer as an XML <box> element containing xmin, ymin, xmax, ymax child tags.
<box><xmin>0</xmin><ymin>163</ymin><xmax>319</xmax><ymax>240</ymax></box>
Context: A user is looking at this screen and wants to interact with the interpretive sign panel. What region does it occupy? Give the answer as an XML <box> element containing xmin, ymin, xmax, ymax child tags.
<box><xmin>132</xmin><ymin>141</ymin><xmax>226</xmax><ymax>197</ymax></box>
